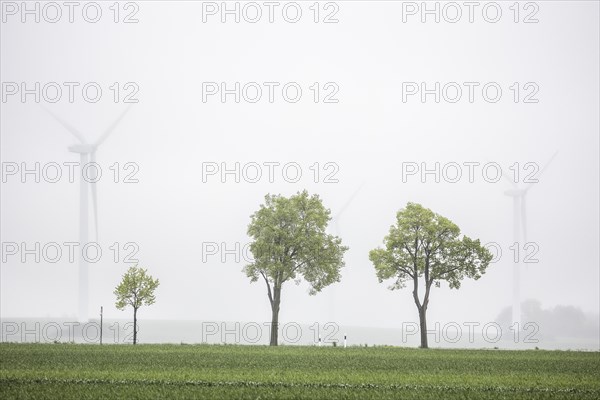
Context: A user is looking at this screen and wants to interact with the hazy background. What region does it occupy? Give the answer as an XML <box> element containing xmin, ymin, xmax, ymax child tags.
<box><xmin>1</xmin><ymin>1</ymin><xmax>598</xmax><ymax>349</ymax></box>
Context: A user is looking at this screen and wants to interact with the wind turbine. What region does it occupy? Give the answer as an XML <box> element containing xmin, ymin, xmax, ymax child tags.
<box><xmin>502</xmin><ymin>152</ymin><xmax>558</xmax><ymax>327</ymax></box>
<box><xmin>43</xmin><ymin>106</ymin><xmax>131</xmax><ymax>321</ymax></box>
<box><xmin>327</xmin><ymin>183</ymin><xmax>365</xmax><ymax>322</ymax></box>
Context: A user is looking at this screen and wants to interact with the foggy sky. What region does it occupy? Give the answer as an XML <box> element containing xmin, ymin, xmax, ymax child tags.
<box><xmin>1</xmin><ymin>1</ymin><xmax>598</xmax><ymax>344</ymax></box>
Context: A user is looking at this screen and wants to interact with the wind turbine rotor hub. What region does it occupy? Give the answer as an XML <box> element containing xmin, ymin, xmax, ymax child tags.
<box><xmin>68</xmin><ymin>144</ymin><xmax>96</xmax><ymax>154</ymax></box>
<box><xmin>504</xmin><ymin>189</ymin><xmax>525</xmax><ymax>197</ymax></box>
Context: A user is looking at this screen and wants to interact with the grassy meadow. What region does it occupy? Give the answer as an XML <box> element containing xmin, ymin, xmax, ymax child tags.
<box><xmin>1</xmin><ymin>343</ymin><xmax>599</xmax><ymax>399</ymax></box>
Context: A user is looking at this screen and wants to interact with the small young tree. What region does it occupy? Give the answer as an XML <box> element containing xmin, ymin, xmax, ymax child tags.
<box><xmin>369</xmin><ymin>203</ymin><xmax>492</xmax><ymax>348</ymax></box>
<box><xmin>245</xmin><ymin>190</ymin><xmax>348</xmax><ymax>346</ymax></box>
<box><xmin>114</xmin><ymin>265</ymin><xmax>159</xmax><ymax>345</ymax></box>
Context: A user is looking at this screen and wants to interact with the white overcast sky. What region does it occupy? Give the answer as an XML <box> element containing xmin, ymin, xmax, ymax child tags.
<box><xmin>1</xmin><ymin>1</ymin><xmax>599</xmax><ymax>333</ymax></box>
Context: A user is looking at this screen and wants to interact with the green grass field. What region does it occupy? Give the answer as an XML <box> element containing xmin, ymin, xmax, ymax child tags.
<box><xmin>1</xmin><ymin>343</ymin><xmax>599</xmax><ymax>399</ymax></box>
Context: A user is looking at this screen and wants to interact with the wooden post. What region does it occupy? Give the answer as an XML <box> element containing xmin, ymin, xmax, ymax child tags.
<box><xmin>100</xmin><ymin>306</ymin><xmax>103</xmax><ymax>345</ymax></box>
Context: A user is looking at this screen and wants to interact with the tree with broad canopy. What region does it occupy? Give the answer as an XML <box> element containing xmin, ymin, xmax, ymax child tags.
<box><xmin>244</xmin><ymin>190</ymin><xmax>348</xmax><ymax>346</ymax></box>
<box><xmin>369</xmin><ymin>203</ymin><xmax>493</xmax><ymax>348</ymax></box>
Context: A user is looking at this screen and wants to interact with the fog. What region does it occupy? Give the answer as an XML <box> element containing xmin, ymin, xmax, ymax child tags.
<box><xmin>1</xmin><ymin>1</ymin><xmax>598</xmax><ymax>349</ymax></box>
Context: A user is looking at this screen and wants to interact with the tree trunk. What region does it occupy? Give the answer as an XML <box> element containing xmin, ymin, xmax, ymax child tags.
<box><xmin>412</xmin><ymin>272</ymin><xmax>429</xmax><ymax>349</ymax></box>
<box><xmin>418</xmin><ymin>307</ymin><xmax>428</xmax><ymax>349</ymax></box>
<box><xmin>269</xmin><ymin>286</ymin><xmax>281</xmax><ymax>346</ymax></box>
<box><xmin>133</xmin><ymin>307</ymin><xmax>138</xmax><ymax>345</ymax></box>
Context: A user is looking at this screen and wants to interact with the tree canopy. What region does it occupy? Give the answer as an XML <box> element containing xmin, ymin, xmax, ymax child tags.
<box><xmin>369</xmin><ymin>202</ymin><xmax>492</xmax><ymax>348</ymax></box>
<box><xmin>114</xmin><ymin>265</ymin><xmax>159</xmax><ymax>311</ymax></box>
<box><xmin>244</xmin><ymin>190</ymin><xmax>348</xmax><ymax>345</ymax></box>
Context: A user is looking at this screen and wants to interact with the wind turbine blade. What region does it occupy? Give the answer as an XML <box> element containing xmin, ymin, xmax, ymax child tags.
<box><xmin>524</xmin><ymin>151</ymin><xmax>558</xmax><ymax>192</ymax></box>
<box><xmin>485</xmin><ymin>158</ymin><xmax>517</xmax><ymax>189</ymax></box>
<box><xmin>335</xmin><ymin>182</ymin><xmax>365</xmax><ymax>220</ymax></box>
<box><xmin>95</xmin><ymin>106</ymin><xmax>132</xmax><ymax>147</ymax></box>
<box><xmin>90</xmin><ymin>152</ymin><xmax>99</xmax><ymax>242</ymax></box>
<box><xmin>333</xmin><ymin>182</ymin><xmax>365</xmax><ymax>234</ymax></box>
<box><xmin>501</xmin><ymin>169</ymin><xmax>518</xmax><ymax>189</ymax></box>
<box><xmin>41</xmin><ymin>105</ymin><xmax>87</xmax><ymax>144</ymax></box>
<box><xmin>538</xmin><ymin>150</ymin><xmax>559</xmax><ymax>177</ymax></box>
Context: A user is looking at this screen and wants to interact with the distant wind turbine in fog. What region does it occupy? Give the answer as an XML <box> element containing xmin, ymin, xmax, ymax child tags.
<box><xmin>42</xmin><ymin>106</ymin><xmax>131</xmax><ymax>322</ymax></box>
<box><xmin>502</xmin><ymin>151</ymin><xmax>558</xmax><ymax>327</ymax></box>
<box><xmin>328</xmin><ymin>183</ymin><xmax>365</xmax><ymax>321</ymax></box>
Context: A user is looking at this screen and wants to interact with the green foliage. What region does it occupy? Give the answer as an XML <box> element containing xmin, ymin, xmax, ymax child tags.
<box><xmin>369</xmin><ymin>203</ymin><xmax>493</xmax><ymax>291</ymax></box>
<box><xmin>114</xmin><ymin>265</ymin><xmax>160</xmax><ymax>311</ymax></box>
<box><xmin>244</xmin><ymin>190</ymin><xmax>348</xmax><ymax>295</ymax></box>
<box><xmin>1</xmin><ymin>343</ymin><xmax>599</xmax><ymax>399</ymax></box>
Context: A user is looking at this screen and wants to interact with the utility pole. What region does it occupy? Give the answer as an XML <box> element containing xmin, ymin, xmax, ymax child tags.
<box><xmin>100</xmin><ymin>306</ymin><xmax>103</xmax><ymax>345</ymax></box>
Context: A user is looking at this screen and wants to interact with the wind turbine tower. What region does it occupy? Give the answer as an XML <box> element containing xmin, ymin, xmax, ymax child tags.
<box><xmin>503</xmin><ymin>152</ymin><xmax>558</xmax><ymax>327</ymax></box>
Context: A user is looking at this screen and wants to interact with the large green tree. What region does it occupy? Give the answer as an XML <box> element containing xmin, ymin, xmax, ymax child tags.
<box><xmin>114</xmin><ymin>265</ymin><xmax>160</xmax><ymax>345</ymax></box>
<box><xmin>369</xmin><ymin>203</ymin><xmax>492</xmax><ymax>348</ymax></box>
<box><xmin>245</xmin><ymin>190</ymin><xmax>348</xmax><ymax>346</ymax></box>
